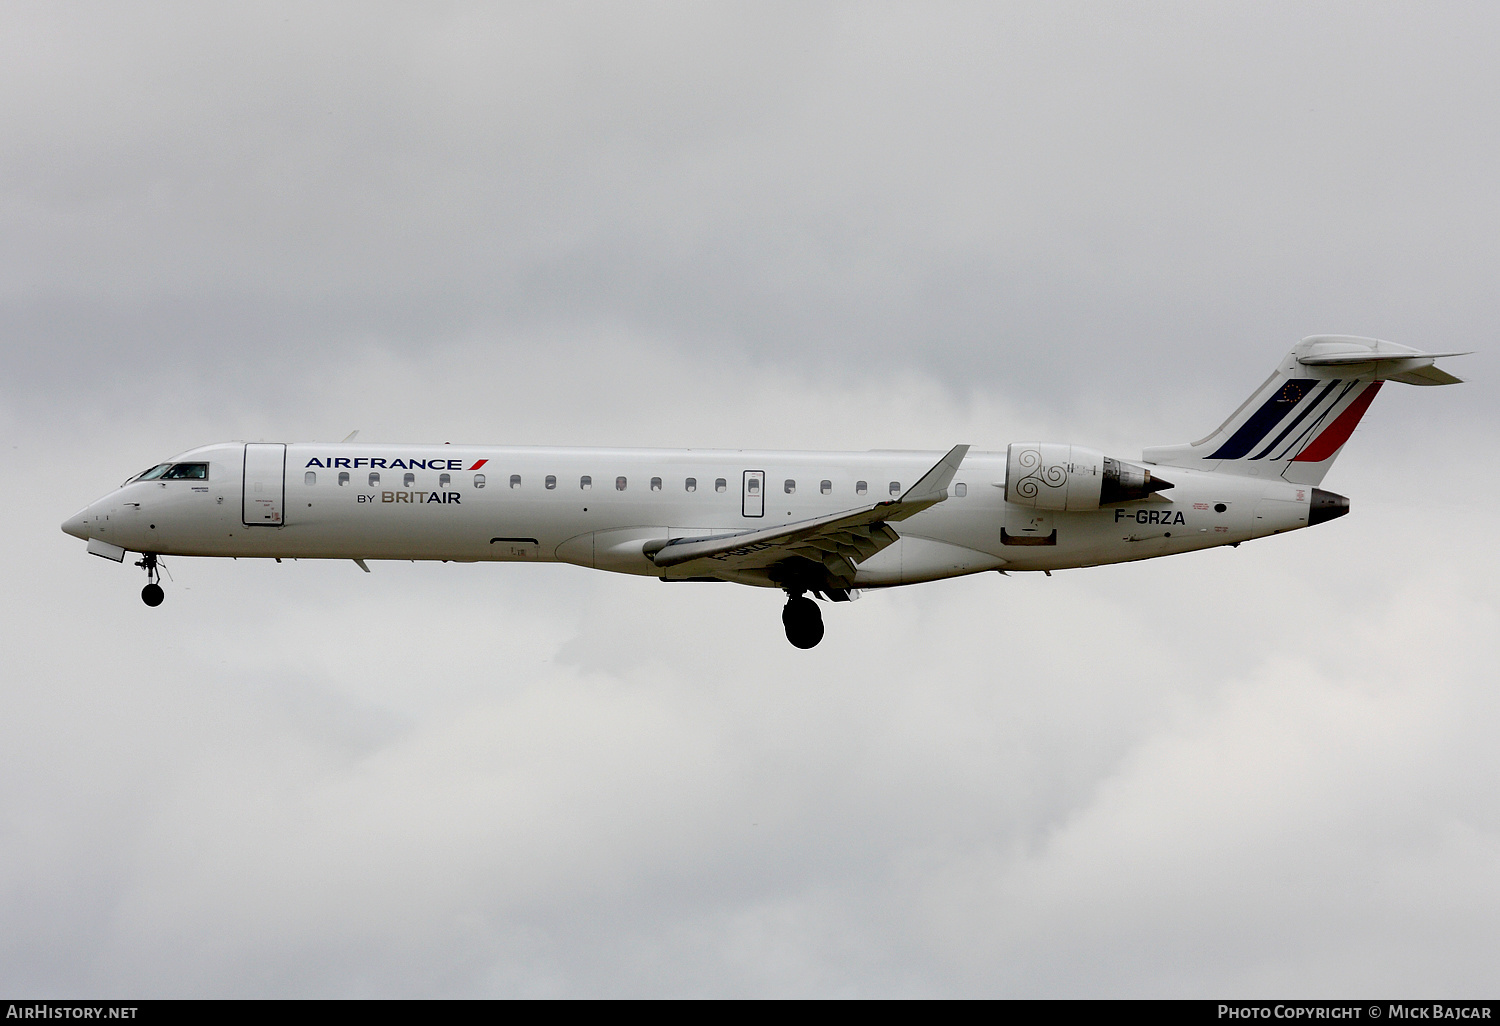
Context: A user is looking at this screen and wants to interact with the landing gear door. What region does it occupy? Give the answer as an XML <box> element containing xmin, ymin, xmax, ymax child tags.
<box><xmin>742</xmin><ymin>470</ymin><xmax>765</xmax><ymax>518</ymax></box>
<box><xmin>243</xmin><ymin>443</ymin><xmax>286</xmax><ymax>526</ymax></box>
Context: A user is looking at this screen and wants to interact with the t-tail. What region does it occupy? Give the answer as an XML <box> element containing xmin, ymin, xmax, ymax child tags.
<box><xmin>1142</xmin><ymin>336</ymin><xmax>1468</xmax><ymax>493</ymax></box>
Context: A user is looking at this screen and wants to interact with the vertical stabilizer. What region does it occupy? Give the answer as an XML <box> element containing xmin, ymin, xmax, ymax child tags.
<box><xmin>1141</xmin><ymin>336</ymin><xmax>1467</xmax><ymax>486</ymax></box>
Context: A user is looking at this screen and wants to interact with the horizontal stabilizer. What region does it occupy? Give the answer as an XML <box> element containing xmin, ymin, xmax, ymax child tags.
<box><xmin>1384</xmin><ymin>364</ymin><xmax>1465</xmax><ymax>386</ymax></box>
<box><xmin>1298</xmin><ymin>350</ymin><xmax>1471</xmax><ymax>365</ymax></box>
<box><xmin>1295</xmin><ymin>335</ymin><xmax>1469</xmax><ymax>384</ymax></box>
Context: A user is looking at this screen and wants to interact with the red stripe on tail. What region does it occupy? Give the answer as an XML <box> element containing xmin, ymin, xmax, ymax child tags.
<box><xmin>1292</xmin><ymin>382</ymin><xmax>1382</xmax><ymax>463</ymax></box>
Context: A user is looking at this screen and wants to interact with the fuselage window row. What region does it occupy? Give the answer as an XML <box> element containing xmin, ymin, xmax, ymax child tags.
<box><xmin>296</xmin><ymin>466</ymin><xmax>930</xmax><ymax>500</ymax></box>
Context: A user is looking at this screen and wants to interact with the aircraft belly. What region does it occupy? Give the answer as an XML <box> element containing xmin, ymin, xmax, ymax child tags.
<box><xmin>853</xmin><ymin>536</ymin><xmax>1007</xmax><ymax>585</ymax></box>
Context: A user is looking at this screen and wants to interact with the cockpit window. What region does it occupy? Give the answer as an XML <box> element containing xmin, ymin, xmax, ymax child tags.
<box><xmin>130</xmin><ymin>464</ymin><xmax>172</xmax><ymax>483</ymax></box>
<box><xmin>162</xmin><ymin>463</ymin><xmax>209</xmax><ymax>480</ymax></box>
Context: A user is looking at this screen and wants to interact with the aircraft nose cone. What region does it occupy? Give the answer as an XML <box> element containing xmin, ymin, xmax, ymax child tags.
<box><xmin>62</xmin><ymin>507</ymin><xmax>91</xmax><ymax>540</ymax></box>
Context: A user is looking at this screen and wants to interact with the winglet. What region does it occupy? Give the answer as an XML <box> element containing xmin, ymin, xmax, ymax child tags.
<box><xmin>897</xmin><ymin>444</ymin><xmax>970</xmax><ymax>505</ymax></box>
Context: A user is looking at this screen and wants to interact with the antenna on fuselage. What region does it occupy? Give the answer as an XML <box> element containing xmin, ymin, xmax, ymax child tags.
<box><xmin>341</xmin><ymin>430</ymin><xmax>359</xmax><ymax>442</ymax></box>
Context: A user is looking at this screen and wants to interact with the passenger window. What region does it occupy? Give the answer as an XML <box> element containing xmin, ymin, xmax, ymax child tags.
<box><xmin>954</xmin><ymin>482</ymin><xmax>967</xmax><ymax>497</ymax></box>
<box><xmin>304</xmin><ymin>471</ymin><xmax>316</xmax><ymax>486</ymax></box>
<box><xmin>820</xmin><ymin>480</ymin><xmax>831</xmax><ymax>495</ymax></box>
<box><xmin>474</xmin><ymin>474</ymin><xmax>486</xmax><ymax>488</ymax></box>
<box><xmin>856</xmin><ymin>480</ymin><xmax>867</xmax><ymax>496</ymax></box>
<box><xmin>581</xmin><ymin>476</ymin><xmax>592</xmax><ymax>490</ymax></box>
<box><xmin>715</xmin><ymin>478</ymin><xmax>727</xmax><ymax>493</ymax></box>
<box><xmin>338</xmin><ymin>472</ymin><xmax>350</xmax><ymax>486</ymax></box>
<box><xmin>545</xmin><ymin>475</ymin><xmax>557</xmax><ymax>490</ymax></box>
<box><xmin>510</xmin><ymin>474</ymin><xmax>521</xmax><ymax>489</ymax></box>
<box><xmin>439</xmin><ymin>473</ymin><xmax>451</xmax><ymax>488</ymax></box>
<box><xmin>784</xmin><ymin>479</ymin><xmax>795</xmax><ymax>494</ymax></box>
<box><xmin>616</xmin><ymin>476</ymin><xmax>627</xmax><ymax>491</ymax></box>
<box><xmin>403</xmin><ymin>473</ymin><xmax>415</xmax><ymax>487</ymax></box>
<box><xmin>685</xmin><ymin>477</ymin><xmax>697</xmax><ymax>492</ymax></box>
<box><xmin>369</xmin><ymin>472</ymin><xmax>380</xmax><ymax>487</ymax></box>
<box><xmin>651</xmin><ymin>477</ymin><xmax>662</xmax><ymax>491</ymax></box>
<box><xmin>889</xmin><ymin>481</ymin><xmax>900</xmax><ymax>495</ymax></box>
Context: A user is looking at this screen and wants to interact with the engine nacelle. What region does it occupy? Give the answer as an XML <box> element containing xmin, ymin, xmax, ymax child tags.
<box><xmin>1005</xmin><ymin>443</ymin><xmax>1171</xmax><ymax>511</ymax></box>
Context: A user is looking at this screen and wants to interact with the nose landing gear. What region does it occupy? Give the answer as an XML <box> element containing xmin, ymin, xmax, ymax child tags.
<box><xmin>782</xmin><ymin>593</ymin><xmax>824</xmax><ymax>649</ymax></box>
<box><xmin>135</xmin><ymin>553</ymin><xmax>165</xmax><ymax>607</ymax></box>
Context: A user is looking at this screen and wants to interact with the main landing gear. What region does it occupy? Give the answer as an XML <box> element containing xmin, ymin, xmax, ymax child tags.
<box><xmin>782</xmin><ymin>593</ymin><xmax>824</xmax><ymax>649</ymax></box>
<box><xmin>135</xmin><ymin>553</ymin><xmax>164</xmax><ymax>607</ymax></box>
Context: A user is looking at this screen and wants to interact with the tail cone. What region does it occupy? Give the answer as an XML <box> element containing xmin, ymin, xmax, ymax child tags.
<box><xmin>1309</xmin><ymin>488</ymin><xmax>1350</xmax><ymax>525</ymax></box>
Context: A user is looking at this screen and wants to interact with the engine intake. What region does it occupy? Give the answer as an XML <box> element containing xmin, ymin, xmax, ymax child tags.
<box><xmin>1005</xmin><ymin>443</ymin><xmax>1172</xmax><ymax>511</ymax></box>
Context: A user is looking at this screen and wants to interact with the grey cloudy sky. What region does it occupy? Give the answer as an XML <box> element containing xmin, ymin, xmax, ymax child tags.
<box><xmin>3</xmin><ymin>1</ymin><xmax>1498</xmax><ymax>997</ymax></box>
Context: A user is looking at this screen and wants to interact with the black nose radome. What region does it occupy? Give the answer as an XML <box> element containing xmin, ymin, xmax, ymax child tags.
<box><xmin>1309</xmin><ymin>488</ymin><xmax>1350</xmax><ymax>525</ymax></box>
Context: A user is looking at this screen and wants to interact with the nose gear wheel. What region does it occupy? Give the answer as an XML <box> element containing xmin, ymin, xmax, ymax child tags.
<box><xmin>134</xmin><ymin>553</ymin><xmax>166</xmax><ymax>607</ymax></box>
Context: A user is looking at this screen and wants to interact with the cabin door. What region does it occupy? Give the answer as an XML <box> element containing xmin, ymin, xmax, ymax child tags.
<box><xmin>242</xmin><ymin>443</ymin><xmax>286</xmax><ymax>526</ymax></box>
<box><xmin>742</xmin><ymin>470</ymin><xmax>765</xmax><ymax>518</ymax></box>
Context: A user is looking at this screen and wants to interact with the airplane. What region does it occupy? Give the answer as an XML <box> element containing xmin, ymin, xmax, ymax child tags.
<box><xmin>62</xmin><ymin>336</ymin><xmax>1465</xmax><ymax>648</ymax></box>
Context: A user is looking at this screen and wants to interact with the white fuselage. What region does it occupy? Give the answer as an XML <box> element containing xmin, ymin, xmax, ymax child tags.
<box><xmin>63</xmin><ymin>441</ymin><xmax>1314</xmax><ymax>586</ymax></box>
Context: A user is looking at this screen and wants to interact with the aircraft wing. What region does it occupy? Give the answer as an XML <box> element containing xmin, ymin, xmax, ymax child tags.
<box><xmin>647</xmin><ymin>444</ymin><xmax>969</xmax><ymax>585</ymax></box>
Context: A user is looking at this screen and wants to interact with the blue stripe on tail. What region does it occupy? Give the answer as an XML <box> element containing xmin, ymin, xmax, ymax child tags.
<box><xmin>1207</xmin><ymin>378</ymin><xmax>1318</xmax><ymax>460</ymax></box>
<box><xmin>1248</xmin><ymin>379</ymin><xmax>1342</xmax><ymax>460</ymax></box>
